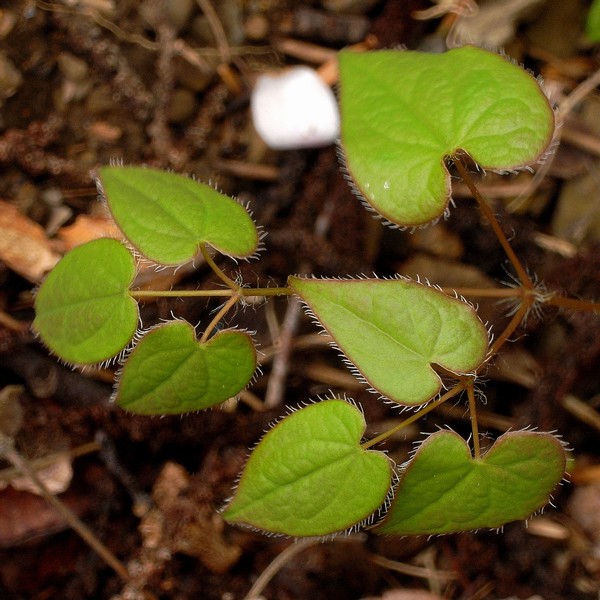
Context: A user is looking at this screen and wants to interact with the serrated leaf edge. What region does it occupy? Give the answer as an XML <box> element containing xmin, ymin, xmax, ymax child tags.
<box><xmin>32</xmin><ymin>238</ymin><xmax>140</xmax><ymax>369</ymax></box>
<box><xmin>95</xmin><ymin>166</ymin><xmax>265</xmax><ymax>266</ymax></box>
<box><xmin>289</xmin><ymin>274</ymin><xmax>489</xmax><ymax>408</ymax></box>
<box><xmin>371</xmin><ymin>426</ymin><xmax>568</xmax><ymax>536</ymax></box>
<box><xmin>221</xmin><ymin>395</ymin><xmax>396</xmax><ymax>539</ymax></box>
<box><xmin>111</xmin><ymin>318</ymin><xmax>259</xmax><ymax>415</ymax></box>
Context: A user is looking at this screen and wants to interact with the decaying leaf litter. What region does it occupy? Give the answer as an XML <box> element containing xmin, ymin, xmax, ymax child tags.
<box><xmin>1</xmin><ymin>0</ymin><xmax>600</xmax><ymax>598</ymax></box>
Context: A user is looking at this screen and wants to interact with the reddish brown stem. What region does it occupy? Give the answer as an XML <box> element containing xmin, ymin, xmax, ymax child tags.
<box><xmin>440</xmin><ymin>287</ymin><xmax>522</xmax><ymax>299</ymax></box>
<box><xmin>467</xmin><ymin>382</ymin><xmax>480</xmax><ymax>459</ymax></box>
<box><xmin>546</xmin><ymin>294</ymin><xmax>600</xmax><ymax>313</ymax></box>
<box><xmin>485</xmin><ymin>300</ymin><xmax>530</xmax><ymax>361</ymax></box>
<box><xmin>361</xmin><ymin>384</ymin><xmax>466</xmax><ymax>450</ymax></box>
<box><xmin>453</xmin><ymin>158</ymin><xmax>534</xmax><ymax>290</ymax></box>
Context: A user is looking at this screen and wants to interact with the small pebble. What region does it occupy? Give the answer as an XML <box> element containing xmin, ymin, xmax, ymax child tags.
<box><xmin>166</xmin><ymin>0</ymin><xmax>195</xmax><ymax>32</ymax></box>
<box><xmin>57</xmin><ymin>52</ymin><xmax>88</xmax><ymax>81</ymax></box>
<box><xmin>0</xmin><ymin>51</ymin><xmax>22</xmax><ymax>100</ymax></box>
<box><xmin>175</xmin><ymin>56</ymin><xmax>214</xmax><ymax>93</ymax></box>
<box><xmin>251</xmin><ymin>66</ymin><xmax>339</xmax><ymax>150</ymax></box>
<box><xmin>190</xmin><ymin>15</ymin><xmax>215</xmax><ymax>45</ymax></box>
<box><xmin>167</xmin><ymin>87</ymin><xmax>197</xmax><ymax>123</ymax></box>
<box><xmin>244</xmin><ymin>14</ymin><xmax>270</xmax><ymax>41</ymax></box>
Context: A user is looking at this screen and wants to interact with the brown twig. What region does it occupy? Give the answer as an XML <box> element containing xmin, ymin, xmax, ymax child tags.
<box><xmin>195</xmin><ymin>0</ymin><xmax>242</xmax><ymax>94</ymax></box>
<box><xmin>146</xmin><ymin>2</ymin><xmax>182</xmax><ymax>168</ymax></box>
<box><xmin>0</xmin><ymin>433</ymin><xmax>129</xmax><ymax>580</ymax></box>
<box><xmin>264</xmin><ymin>194</ymin><xmax>336</xmax><ymax>408</ymax></box>
<box><xmin>263</xmin><ymin>295</ymin><xmax>304</xmax><ymax>408</ymax></box>
<box><xmin>243</xmin><ymin>536</ymin><xmax>365</xmax><ymax>600</ymax></box>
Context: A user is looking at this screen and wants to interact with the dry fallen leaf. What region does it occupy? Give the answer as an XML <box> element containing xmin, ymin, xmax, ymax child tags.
<box><xmin>0</xmin><ymin>200</ymin><xmax>60</xmax><ymax>282</ymax></box>
<box><xmin>4</xmin><ymin>453</ymin><xmax>73</xmax><ymax>495</ymax></box>
<box><xmin>448</xmin><ymin>0</ymin><xmax>544</xmax><ymax>47</ymax></box>
<box><xmin>567</xmin><ymin>482</ymin><xmax>600</xmax><ymax>546</ymax></box>
<box><xmin>57</xmin><ymin>213</ymin><xmax>196</xmax><ymax>293</ymax></box>
<box><xmin>57</xmin><ymin>213</ymin><xmax>121</xmax><ymax>251</ymax></box>
<box><xmin>0</xmin><ymin>486</ymin><xmax>88</xmax><ymax>547</ymax></box>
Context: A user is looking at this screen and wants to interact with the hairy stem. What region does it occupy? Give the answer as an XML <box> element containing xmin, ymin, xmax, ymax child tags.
<box><xmin>199</xmin><ymin>293</ymin><xmax>240</xmax><ymax>343</ymax></box>
<box><xmin>440</xmin><ymin>287</ymin><xmax>523</xmax><ymax>299</ymax></box>
<box><xmin>361</xmin><ymin>384</ymin><xmax>466</xmax><ymax>450</ymax></box>
<box><xmin>453</xmin><ymin>157</ymin><xmax>534</xmax><ymax>290</ymax></box>
<box><xmin>200</xmin><ymin>243</ymin><xmax>241</xmax><ymax>290</ymax></box>
<box><xmin>467</xmin><ymin>382</ymin><xmax>480</xmax><ymax>459</ymax></box>
<box><xmin>485</xmin><ymin>300</ymin><xmax>530</xmax><ymax>361</ymax></box>
<box><xmin>546</xmin><ymin>294</ymin><xmax>600</xmax><ymax>313</ymax></box>
<box><xmin>130</xmin><ymin>286</ymin><xmax>293</xmax><ymax>299</ymax></box>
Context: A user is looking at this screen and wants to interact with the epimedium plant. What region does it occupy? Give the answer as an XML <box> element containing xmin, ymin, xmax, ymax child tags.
<box><xmin>33</xmin><ymin>45</ymin><xmax>582</xmax><ymax>538</ymax></box>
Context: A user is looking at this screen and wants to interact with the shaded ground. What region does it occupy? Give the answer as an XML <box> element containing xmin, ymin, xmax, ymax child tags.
<box><xmin>1</xmin><ymin>0</ymin><xmax>600</xmax><ymax>598</ymax></box>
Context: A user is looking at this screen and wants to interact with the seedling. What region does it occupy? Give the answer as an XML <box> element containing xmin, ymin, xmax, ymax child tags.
<box><xmin>34</xmin><ymin>45</ymin><xmax>590</xmax><ymax>539</ymax></box>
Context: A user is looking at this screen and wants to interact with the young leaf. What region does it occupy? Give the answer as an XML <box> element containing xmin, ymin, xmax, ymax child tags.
<box><xmin>222</xmin><ymin>399</ymin><xmax>392</xmax><ymax>536</ymax></box>
<box><xmin>374</xmin><ymin>430</ymin><xmax>566</xmax><ymax>535</ymax></box>
<box><xmin>98</xmin><ymin>166</ymin><xmax>259</xmax><ymax>265</ymax></box>
<box><xmin>289</xmin><ymin>277</ymin><xmax>488</xmax><ymax>405</ymax></box>
<box><xmin>339</xmin><ymin>46</ymin><xmax>554</xmax><ymax>227</ymax></box>
<box><xmin>115</xmin><ymin>321</ymin><xmax>256</xmax><ymax>415</ymax></box>
<box><xmin>33</xmin><ymin>238</ymin><xmax>138</xmax><ymax>365</ymax></box>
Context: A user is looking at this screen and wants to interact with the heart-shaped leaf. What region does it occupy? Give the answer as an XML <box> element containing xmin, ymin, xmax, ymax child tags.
<box><xmin>339</xmin><ymin>46</ymin><xmax>555</xmax><ymax>226</ymax></box>
<box><xmin>374</xmin><ymin>430</ymin><xmax>566</xmax><ymax>535</ymax></box>
<box><xmin>33</xmin><ymin>238</ymin><xmax>138</xmax><ymax>365</ymax></box>
<box><xmin>115</xmin><ymin>321</ymin><xmax>256</xmax><ymax>414</ymax></box>
<box><xmin>222</xmin><ymin>399</ymin><xmax>392</xmax><ymax>536</ymax></box>
<box><xmin>289</xmin><ymin>277</ymin><xmax>488</xmax><ymax>405</ymax></box>
<box><xmin>98</xmin><ymin>166</ymin><xmax>259</xmax><ymax>265</ymax></box>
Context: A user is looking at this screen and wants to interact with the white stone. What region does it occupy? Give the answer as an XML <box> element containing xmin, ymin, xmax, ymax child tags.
<box><xmin>251</xmin><ymin>66</ymin><xmax>340</xmax><ymax>150</ymax></box>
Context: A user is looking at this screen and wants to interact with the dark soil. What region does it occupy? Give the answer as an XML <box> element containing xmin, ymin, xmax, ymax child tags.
<box><xmin>1</xmin><ymin>1</ymin><xmax>600</xmax><ymax>598</ymax></box>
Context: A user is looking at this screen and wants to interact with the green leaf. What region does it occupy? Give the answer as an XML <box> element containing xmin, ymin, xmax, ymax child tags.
<box><xmin>98</xmin><ymin>166</ymin><xmax>259</xmax><ymax>265</ymax></box>
<box><xmin>374</xmin><ymin>430</ymin><xmax>566</xmax><ymax>535</ymax></box>
<box><xmin>339</xmin><ymin>46</ymin><xmax>554</xmax><ymax>226</ymax></box>
<box><xmin>289</xmin><ymin>277</ymin><xmax>488</xmax><ymax>405</ymax></box>
<box><xmin>222</xmin><ymin>399</ymin><xmax>392</xmax><ymax>536</ymax></box>
<box><xmin>587</xmin><ymin>0</ymin><xmax>600</xmax><ymax>41</ymax></box>
<box><xmin>115</xmin><ymin>321</ymin><xmax>256</xmax><ymax>415</ymax></box>
<box><xmin>33</xmin><ymin>238</ymin><xmax>138</xmax><ymax>365</ymax></box>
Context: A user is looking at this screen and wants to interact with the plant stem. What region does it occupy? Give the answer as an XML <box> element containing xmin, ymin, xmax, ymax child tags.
<box><xmin>546</xmin><ymin>294</ymin><xmax>600</xmax><ymax>313</ymax></box>
<box><xmin>130</xmin><ymin>286</ymin><xmax>293</xmax><ymax>299</ymax></box>
<box><xmin>467</xmin><ymin>382</ymin><xmax>480</xmax><ymax>459</ymax></box>
<box><xmin>485</xmin><ymin>300</ymin><xmax>530</xmax><ymax>361</ymax></box>
<box><xmin>242</xmin><ymin>286</ymin><xmax>295</xmax><ymax>297</ymax></box>
<box><xmin>0</xmin><ymin>434</ymin><xmax>129</xmax><ymax>581</ymax></box>
<box><xmin>361</xmin><ymin>384</ymin><xmax>466</xmax><ymax>450</ymax></box>
<box><xmin>131</xmin><ymin>288</ymin><xmax>235</xmax><ymax>298</ymax></box>
<box><xmin>199</xmin><ymin>293</ymin><xmax>240</xmax><ymax>343</ymax></box>
<box><xmin>200</xmin><ymin>243</ymin><xmax>241</xmax><ymax>290</ymax></box>
<box><xmin>0</xmin><ymin>440</ymin><xmax>101</xmax><ymax>484</ymax></box>
<box><xmin>130</xmin><ymin>242</ymin><xmax>293</xmax><ymax>301</ymax></box>
<box><xmin>453</xmin><ymin>157</ymin><xmax>534</xmax><ymax>290</ymax></box>
<box><xmin>242</xmin><ymin>539</ymin><xmax>320</xmax><ymax>600</ymax></box>
<box><xmin>440</xmin><ymin>287</ymin><xmax>522</xmax><ymax>299</ymax></box>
